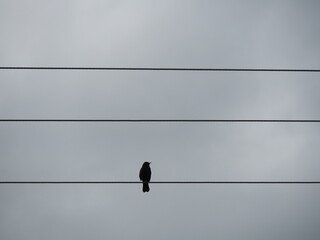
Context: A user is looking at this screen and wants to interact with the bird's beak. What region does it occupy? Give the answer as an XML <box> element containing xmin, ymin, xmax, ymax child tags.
<box><xmin>149</xmin><ymin>162</ymin><xmax>152</xmax><ymax>164</ymax></box>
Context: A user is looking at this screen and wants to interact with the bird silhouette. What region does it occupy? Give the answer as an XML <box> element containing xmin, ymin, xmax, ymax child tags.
<box><xmin>139</xmin><ymin>162</ymin><xmax>151</xmax><ymax>192</ymax></box>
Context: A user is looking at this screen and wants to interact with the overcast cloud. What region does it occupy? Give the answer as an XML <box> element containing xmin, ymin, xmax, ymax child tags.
<box><xmin>1</xmin><ymin>1</ymin><xmax>320</xmax><ymax>240</ymax></box>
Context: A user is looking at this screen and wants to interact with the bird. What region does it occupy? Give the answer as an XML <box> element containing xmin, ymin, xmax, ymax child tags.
<box><xmin>139</xmin><ymin>162</ymin><xmax>151</xmax><ymax>192</ymax></box>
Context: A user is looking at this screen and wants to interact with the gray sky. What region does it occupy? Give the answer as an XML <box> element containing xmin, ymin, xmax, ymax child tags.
<box><xmin>1</xmin><ymin>1</ymin><xmax>320</xmax><ymax>239</ymax></box>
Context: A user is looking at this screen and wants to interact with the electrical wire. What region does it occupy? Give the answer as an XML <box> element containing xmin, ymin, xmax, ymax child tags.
<box><xmin>0</xmin><ymin>119</ymin><xmax>320</xmax><ymax>122</ymax></box>
<box><xmin>1</xmin><ymin>181</ymin><xmax>319</xmax><ymax>184</ymax></box>
<box><xmin>1</xmin><ymin>66</ymin><xmax>320</xmax><ymax>72</ymax></box>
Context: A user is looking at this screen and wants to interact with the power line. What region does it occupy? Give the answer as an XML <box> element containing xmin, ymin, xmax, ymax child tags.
<box><xmin>0</xmin><ymin>119</ymin><xmax>319</xmax><ymax>122</ymax></box>
<box><xmin>1</xmin><ymin>66</ymin><xmax>320</xmax><ymax>72</ymax></box>
<box><xmin>1</xmin><ymin>181</ymin><xmax>319</xmax><ymax>184</ymax></box>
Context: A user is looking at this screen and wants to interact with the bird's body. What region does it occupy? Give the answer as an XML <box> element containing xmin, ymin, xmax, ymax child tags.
<box><xmin>139</xmin><ymin>162</ymin><xmax>151</xmax><ymax>192</ymax></box>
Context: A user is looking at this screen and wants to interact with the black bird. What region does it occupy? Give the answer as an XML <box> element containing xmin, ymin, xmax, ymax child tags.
<box><xmin>139</xmin><ymin>162</ymin><xmax>151</xmax><ymax>192</ymax></box>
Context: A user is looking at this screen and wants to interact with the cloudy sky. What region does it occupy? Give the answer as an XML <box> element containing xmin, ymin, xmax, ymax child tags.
<box><xmin>1</xmin><ymin>0</ymin><xmax>320</xmax><ymax>239</ymax></box>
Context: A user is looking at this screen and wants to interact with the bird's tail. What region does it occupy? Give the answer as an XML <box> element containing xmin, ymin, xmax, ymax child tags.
<box><xmin>143</xmin><ymin>182</ymin><xmax>150</xmax><ymax>192</ymax></box>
